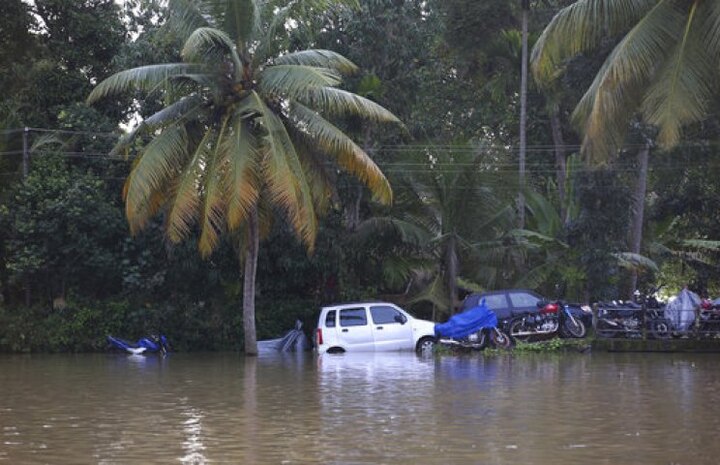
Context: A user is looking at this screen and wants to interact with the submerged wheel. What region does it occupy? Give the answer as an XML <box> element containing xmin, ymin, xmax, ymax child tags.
<box><xmin>509</xmin><ymin>320</ymin><xmax>532</xmax><ymax>343</ymax></box>
<box><xmin>564</xmin><ymin>318</ymin><xmax>586</xmax><ymax>338</ymax></box>
<box><xmin>491</xmin><ymin>329</ymin><xmax>513</xmax><ymax>349</ymax></box>
<box><xmin>416</xmin><ymin>337</ymin><xmax>436</xmax><ymax>354</ymax></box>
<box><xmin>649</xmin><ymin>319</ymin><xmax>671</xmax><ymax>339</ymax></box>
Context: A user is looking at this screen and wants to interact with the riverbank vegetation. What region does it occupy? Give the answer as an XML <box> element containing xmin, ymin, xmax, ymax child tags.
<box><xmin>2</xmin><ymin>0</ymin><xmax>720</xmax><ymax>353</ymax></box>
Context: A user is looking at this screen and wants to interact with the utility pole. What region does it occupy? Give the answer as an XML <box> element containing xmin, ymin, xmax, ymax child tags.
<box><xmin>22</xmin><ymin>127</ymin><xmax>29</xmax><ymax>178</ymax></box>
<box><xmin>22</xmin><ymin>126</ymin><xmax>31</xmax><ymax>307</ymax></box>
<box><xmin>518</xmin><ymin>0</ymin><xmax>529</xmax><ymax>229</ymax></box>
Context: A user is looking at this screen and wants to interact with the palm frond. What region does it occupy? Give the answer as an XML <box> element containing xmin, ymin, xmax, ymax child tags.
<box><xmin>647</xmin><ymin>241</ymin><xmax>674</xmax><ymax>258</ymax></box>
<box><xmin>299</xmin><ymin>87</ymin><xmax>401</xmax><ymax>124</ymax></box>
<box><xmin>456</xmin><ymin>278</ymin><xmax>485</xmax><ymax>294</ymax></box>
<box><xmin>514</xmin><ymin>261</ymin><xmax>557</xmax><ymax>289</ymax></box>
<box><xmin>286</xmin><ymin>102</ymin><xmax>392</xmax><ymax>204</ymax></box>
<box><xmin>531</xmin><ymin>0</ymin><xmax>655</xmax><ymax>86</ymax></box>
<box><xmin>253</xmin><ymin>93</ymin><xmax>318</xmax><ymax>248</ymax></box>
<box><xmin>143</xmin><ymin>94</ymin><xmax>206</xmax><ymax>129</ymax></box>
<box><xmin>682</xmin><ymin>239</ymin><xmax>720</xmax><ymax>252</ymax></box>
<box><xmin>182</xmin><ymin>26</ymin><xmax>244</xmax><ymax>74</ymax></box>
<box><xmin>30</xmin><ymin>133</ymin><xmax>67</xmax><ymax>151</ymax></box>
<box><xmin>571</xmin><ymin>1</ymin><xmax>682</xmax><ymax>160</ymax></box>
<box><xmin>224</xmin><ymin>0</ymin><xmax>261</xmax><ymax>46</ymax></box>
<box><xmin>407</xmin><ymin>274</ymin><xmax>451</xmax><ymax>315</ymax></box>
<box><xmin>510</xmin><ymin>229</ymin><xmax>569</xmax><ymax>249</ymax></box>
<box><xmin>353</xmin><ymin>217</ymin><xmax>431</xmax><ymax>247</ymax></box>
<box><xmin>291</xmin><ymin>137</ymin><xmax>335</xmax><ymax>214</ymax></box>
<box><xmin>612</xmin><ymin>252</ymin><xmax>659</xmax><ymax>272</ymax></box>
<box><xmin>258</xmin><ymin>65</ymin><xmax>342</xmax><ymax>98</ymax></box>
<box><xmin>166</xmin><ymin>129</ymin><xmax>214</xmax><ymax>243</ymax></box>
<box><xmin>381</xmin><ymin>256</ymin><xmax>416</xmax><ymax>290</ymax></box>
<box><xmin>523</xmin><ymin>189</ymin><xmax>562</xmax><ymax>236</ymax></box>
<box><xmin>87</xmin><ymin>64</ymin><xmax>202</xmax><ymax>104</ymax></box>
<box><xmin>198</xmin><ymin>118</ymin><xmax>231</xmax><ymax>257</ymax></box>
<box><xmin>166</xmin><ymin>0</ymin><xmax>212</xmax><ymax>43</ymax></box>
<box><xmin>703</xmin><ymin>0</ymin><xmax>720</xmax><ymax>58</ymax></box>
<box><xmin>641</xmin><ymin>6</ymin><xmax>714</xmax><ymax>148</ymax></box>
<box><xmin>222</xmin><ymin>107</ymin><xmax>262</xmax><ymax>231</ymax></box>
<box><xmin>124</xmin><ymin>125</ymin><xmax>189</xmax><ymax>234</ymax></box>
<box><xmin>274</xmin><ymin>50</ymin><xmax>358</xmax><ymax>75</ymax></box>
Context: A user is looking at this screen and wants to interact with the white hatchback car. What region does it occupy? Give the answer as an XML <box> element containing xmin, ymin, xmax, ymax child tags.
<box><xmin>314</xmin><ymin>302</ymin><xmax>437</xmax><ymax>354</ymax></box>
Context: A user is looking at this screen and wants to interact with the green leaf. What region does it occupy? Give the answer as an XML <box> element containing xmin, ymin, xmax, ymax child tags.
<box><xmin>87</xmin><ymin>64</ymin><xmax>202</xmax><ymax>104</ymax></box>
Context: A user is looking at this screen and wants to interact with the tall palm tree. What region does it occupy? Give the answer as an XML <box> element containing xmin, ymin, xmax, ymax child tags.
<box><xmin>531</xmin><ymin>0</ymin><xmax>720</xmax><ymax>161</ymax></box>
<box><xmin>518</xmin><ymin>0</ymin><xmax>530</xmax><ymax>229</ymax></box>
<box><xmin>532</xmin><ymin>0</ymin><xmax>720</xmax><ymax>296</ymax></box>
<box><xmin>87</xmin><ymin>0</ymin><xmax>400</xmax><ymax>355</ymax></box>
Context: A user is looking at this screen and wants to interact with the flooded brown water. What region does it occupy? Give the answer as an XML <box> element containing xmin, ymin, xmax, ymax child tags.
<box><xmin>1</xmin><ymin>351</ymin><xmax>720</xmax><ymax>464</ymax></box>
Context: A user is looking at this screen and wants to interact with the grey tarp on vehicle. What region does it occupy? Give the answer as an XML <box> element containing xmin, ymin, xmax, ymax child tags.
<box><xmin>664</xmin><ymin>289</ymin><xmax>701</xmax><ymax>331</ymax></box>
<box><xmin>258</xmin><ymin>320</ymin><xmax>311</xmax><ymax>353</ymax></box>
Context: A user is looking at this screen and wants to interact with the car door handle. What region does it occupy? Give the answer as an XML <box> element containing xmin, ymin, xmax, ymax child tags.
<box><xmin>342</xmin><ymin>329</ymin><xmax>348</xmax><ymax>332</ymax></box>
<box><xmin>376</xmin><ymin>326</ymin><xmax>383</xmax><ymax>330</ymax></box>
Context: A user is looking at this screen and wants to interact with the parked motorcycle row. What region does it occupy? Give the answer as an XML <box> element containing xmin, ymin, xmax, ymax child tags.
<box><xmin>436</xmin><ymin>286</ymin><xmax>720</xmax><ymax>351</ymax></box>
<box><xmin>595</xmin><ymin>288</ymin><xmax>720</xmax><ymax>339</ymax></box>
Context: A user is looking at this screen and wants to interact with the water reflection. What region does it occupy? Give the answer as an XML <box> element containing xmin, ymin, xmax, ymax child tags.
<box><xmin>179</xmin><ymin>402</ymin><xmax>206</xmax><ymax>465</ymax></box>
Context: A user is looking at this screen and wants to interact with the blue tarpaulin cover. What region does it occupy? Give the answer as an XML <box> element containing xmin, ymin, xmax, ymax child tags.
<box><xmin>434</xmin><ymin>299</ymin><xmax>498</xmax><ymax>338</ymax></box>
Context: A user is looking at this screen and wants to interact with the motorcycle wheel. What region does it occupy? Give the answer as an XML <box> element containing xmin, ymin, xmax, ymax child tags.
<box><xmin>491</xmin><ymin>329</ymin><xmax>512</xmax><ymax>349</ymax></box>
<box><xmin>649</xmin><ymin>319</ymin><xmax>671</xmax><ymax>339</ymax></box>
<box><xmin>509</xmin><ymin>320</ymin><xmax>532</xmax><ymax>343</ymax></box>
<box><xmin>563</xmin><ymin>318</ymin><xmax>586</xmax><ymax>338</ymax></box>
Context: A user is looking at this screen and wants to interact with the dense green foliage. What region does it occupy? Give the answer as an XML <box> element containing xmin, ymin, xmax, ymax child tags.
<box><xmin>1</xmin><ymin>0</ymin><xmax>720</xmax><ymax>352</ymax></box>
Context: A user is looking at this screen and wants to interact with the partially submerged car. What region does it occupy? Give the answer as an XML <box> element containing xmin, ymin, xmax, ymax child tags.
<box><xmin>315</xmin><ymin>302</ymin><xmax>437</xmax><ymax>354</ymax></box>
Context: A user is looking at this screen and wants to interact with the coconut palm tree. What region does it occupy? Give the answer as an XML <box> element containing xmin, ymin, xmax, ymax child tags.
<box><xmin>87</xmin><ymin>0</ymin><xmax>400</xmax><ymax>355</ymax></box>
<box><xmin>531</xmin><ymin>0</ymin><xmax>720</xmax><ymax>161</ymax></box>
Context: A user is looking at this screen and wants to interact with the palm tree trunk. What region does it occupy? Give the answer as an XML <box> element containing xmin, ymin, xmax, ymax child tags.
<box><xmin>243</xmin><ymin>206</ymin><xmax>260</xmax><ymax>356</ymax></box>
<box><xmin>628</xmin><ymin>142</ymin><xmax>650</xmax><ymax>296</ymax></box>
<box><xmin>518</xmin><ymin>0</ymin><xmax>529</xmax><ymax>229</ymax></box>
<box><xmin>446</xmin><ymin>235</ymin><xmax>459</xmax><ymax>314</ymax></box>
<box><xmin>549</xmin><ymin>103</ymin><xmax>567</xmax><ymax>223</ymax></box>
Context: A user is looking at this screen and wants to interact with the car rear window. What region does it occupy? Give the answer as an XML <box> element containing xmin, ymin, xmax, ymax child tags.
<box><xmin>324</xmin><ymin>310</ymin><xmax>336</xmax><ymax>328</ymax></box>
<box><xmin>340</xmin><ymin>308</ymin><xmax>367</xmax><ymax>327</ymax></box>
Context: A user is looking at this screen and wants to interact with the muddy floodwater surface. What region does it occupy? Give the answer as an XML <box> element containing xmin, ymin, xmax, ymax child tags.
<box><xmin>1</xmin><ymin>351</ymin><xmax>719</xmax><ymax>464</ymax></box>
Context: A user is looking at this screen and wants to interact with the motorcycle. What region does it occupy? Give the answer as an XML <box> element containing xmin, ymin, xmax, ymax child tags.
<box><xmin>435</xmin><ymin>301</ymin><xmax>512</xmax><ymax>350</ymax></box>
<box><xmin>595</xmin><ymin>289</ymin><xmax>670</xmax><ymax>339</ymax></box>
<box><xmin>506</xmin><ymin>300</ymin><xmax>587</xmax><ymax>343</ymax></box>
<box><xmin>107</xmin><ymin>334</ymin><xmax>169</xmax><ymax>355</ymax></box>
<box><xmin>696</xmin><ymin>298</ymin><xmax>720</xmax><ymax>337</ymax></box>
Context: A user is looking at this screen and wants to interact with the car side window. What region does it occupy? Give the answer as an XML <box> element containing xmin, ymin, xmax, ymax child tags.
<box><xmin>370</xmin><ymin>305</ymin><xmax>403</xmax><ymax>324</ymax></box>
<box><xmin>484</xmin><ymin>294</ymin><xmax>508</xmax><ymax>311</ymax></box>
<box><xmin>509</xmin><ymin>292</ymin><xmax>539</xmax><ymax>308</ymax></box>
<box><xmin>340</xmin><ymin>308</ymin><xmax>368</xmax><ymax>327</ymax></box>
<box><xmin>325</xmin><ymin>310</ymin><xmax>336</xmax><ymax>328</ymax></box>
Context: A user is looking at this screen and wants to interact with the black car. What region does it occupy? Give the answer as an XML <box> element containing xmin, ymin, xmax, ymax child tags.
<box><xmin>461</xmin><ymin>289</ymin><xmax>593</xmax><ymax>327</ymax></box>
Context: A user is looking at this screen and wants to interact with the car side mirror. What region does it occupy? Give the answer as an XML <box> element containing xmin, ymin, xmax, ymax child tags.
<box><xmin>395</xmin><ymin>314</ymin><xmax>407</xmax><ymax>324</ymax></box>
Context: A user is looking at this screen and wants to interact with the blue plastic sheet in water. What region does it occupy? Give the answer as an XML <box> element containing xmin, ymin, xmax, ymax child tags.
<box><xmin>434</xmin><ymin>299</ymin><xmax>498</xmax><ymax>338</ymax></box>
